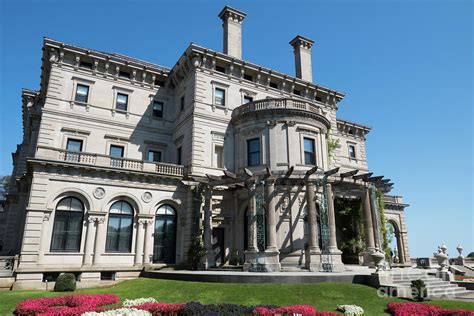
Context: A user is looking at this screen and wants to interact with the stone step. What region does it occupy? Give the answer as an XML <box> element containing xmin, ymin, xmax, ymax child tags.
<box><xmin>393</xmin><ymin>281</ymin><xmax>447</xmax><ymax>286</ymax></box>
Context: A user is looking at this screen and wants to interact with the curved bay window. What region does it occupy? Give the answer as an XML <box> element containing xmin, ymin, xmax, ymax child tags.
<box><xmin>153</xmin><ymin>204</ymin><xmax>176</xmax><ymax>263</ymax></box>
<box><xmin>106</xmin><ymin>201</ymin><xmax>134</xmax><ymax>253</ymax></box>
<box><xmin>51</xmin><ymin>197</ymin><xmax>84</xmax><ymax>252</ymax></box>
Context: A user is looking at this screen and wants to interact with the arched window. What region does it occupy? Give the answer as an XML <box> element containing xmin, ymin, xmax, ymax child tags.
<box><xmin>106</xmin><ymin>201</ymin><xmax>134</xmax><ymax>253</ymax></box>
<box><xmin>153</xmin><ymin>204</ymin><xmax>176</xmax><ymax>263</ymax></box>
<box><xmin>51</xmin><ymin>197</ymin><xmax>84</xmax><ymax>252</ymax></box>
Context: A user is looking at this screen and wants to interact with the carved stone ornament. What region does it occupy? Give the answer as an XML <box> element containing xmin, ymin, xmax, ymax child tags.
<box><xmin>141</xmin><ymin>191</ymin><xmax>153</xmax><ymax>203</ymax></box>
<box><xmin>93</xmin><ymin>187</ymin><xmax>105</xmax><ymax>199</ymax></box>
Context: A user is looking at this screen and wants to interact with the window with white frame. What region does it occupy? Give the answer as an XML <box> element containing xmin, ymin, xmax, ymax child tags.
<box><xmin>243</xmin><ymin>95</ymin><xmax>253</xmax><ymax>104</ymax></box>
<box><xmin>147</xmin><ymin>150</ymin><xmax>162</xmax><ymax>162</ymax></box>
<box><xmin>214</xmin><ymin>88</ymin><xmax>225</xmax><ymax>106</ymax></box>
<box><xmin>348</xmin><ymin>144</ymin><xmax>356</xmax><ymax>159</ymax></box>
<box><xmin>247</xmin><ymin>138</ymin><xmax>260</xmax><ymax>166</ymax></box>
<box><xmin>74</xmin><ymin>84</ymin><xmax>89</xmax><ymax>103</ymax></box>
<box><xmin>303</xmin><ymin>137</ymin><xmax>316</xmax><ymax>165</ymax></box>
<box><xmin>152</xmin><ymin>101</ymin><xmax>164</xmax><ymax>118</ymax></box>
<box><xmin>115</xmin><ymin>93</ymin><xmax>129</xmax><ymax>111</ymax></box>
<box><xmin>214</xmin><ymin>145</ymin><xmax>224</xmax><ymax>168</ymax></box>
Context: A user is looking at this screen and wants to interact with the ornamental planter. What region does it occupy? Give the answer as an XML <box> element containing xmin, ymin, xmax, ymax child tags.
<box><xmin>371</xmin><ymin>251</ymin><xmax>385</xmax><ymax>272</ymax></box>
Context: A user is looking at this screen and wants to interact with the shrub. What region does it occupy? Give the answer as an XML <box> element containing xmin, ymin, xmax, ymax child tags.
<box><xmin>410</xmin><ymin>279</ymin><xmax>427</xmax><ymax>302</ymax></box>
<box><xmin>14</xmin><ymin>294</ymin><xmax>120</xmax><ymax>316</ymax></box>
<box><xmin>337</xmin><ymin>304</ymin><xmax>364</xmax><ymax>315</ymax></box>
<box><xmin>467</xmin><ymin>252</ymin><xmax>474</xmax><ymax>258</ymax></box>
<box><xmin>123</xmin><ymin>298</ymin><xmax>157</xmax><ymax>307</ymax></box>
<box><xmin>54</xmin><ymin>273</ymin><xmax>76</xmax><ymax>292</ymax></box>
<box><xmin>134</xmin><ymin>302</ymin><xmax>184</xmax><ymax>315</ymax></box>
<box><xmin>185</xmin><ymin>236</ymin><xmax>206</xmax><ymax>270</ymax></box>
<box><xmin>83</xmin><ymin>308</ymin><xmax>152</xmax><ymax>315</ymax></box>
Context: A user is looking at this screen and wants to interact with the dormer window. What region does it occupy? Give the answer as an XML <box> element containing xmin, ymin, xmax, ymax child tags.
<box><xmin>74</xmin><ymin>84</ymin><xmax>89</xmax><ymax>103</ymax></box>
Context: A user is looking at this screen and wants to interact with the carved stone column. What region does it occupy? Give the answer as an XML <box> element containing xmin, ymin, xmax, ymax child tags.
<box><xmin>93</xmin><ymin>216</ymin><xmax>106</xmax><ymax>265</ymax></box>
<box><xmin>230</xmin><ymin>191</ymin><xmax>240</xmax><ymax>264</ymax></box>
<box><xmin>83</xmin><ymin>216</ymin><xmax>97</xmax><ymax>265</ymax></box>
<box><xmin>143</xmin><ymin>219</ymin><xmax>154</xmax><ymax>264</ymax></box>
<box><xmin>134</xmin><ymin>219</ymin><xmax>146</xmax><ymax>265</ymax></box>
<box><xmin>305</xmin><ymin>182</ymin><xmax>321</xmax><ymax>271</ymax></box>
<box><xmin>203</xmin><ymin>188</ymin><xmax>214</xmax><ymax>268</ymax></box>
<box><xmin>264</xmin><ymin>179</ymin><xmax>280</xmax><ymax>271</ymax></box>
<box><xmin>325</xmin><ymin>183</ymin><xmax>344</xmax><ymax>271</ymax></box>
<box><xmin>37</xmin><ymin>211</ymin><xmax>52</xmax><ymax>265</ymax></box>
<box><xmin>243</xmin><ymin>181</ymin><xmax>258</xmax><ymax>271</ymax></box>
<box><xmin>361</xmin><ymin>187</ymin><xmax>376</xmax><ymax>266</ymax></box>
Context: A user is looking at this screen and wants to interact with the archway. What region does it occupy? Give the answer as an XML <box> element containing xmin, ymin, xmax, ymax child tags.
<box><xmin>386</xmin><ymin>220</ymin><xmax>404</xmax><ymax>264</ymax></box>
<box><xmin>153</xmin><ymin>204</ymin><xmax>177</xmax><ymax>264</ymax></box>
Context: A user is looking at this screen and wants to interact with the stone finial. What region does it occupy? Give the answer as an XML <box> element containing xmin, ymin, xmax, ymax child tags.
<box><xmin>289</xmin><ymin>35</ymin><xmax>315</xmax><ymax>82</ymax></box>
<box><xmin>218</xmin><ymin>6</ymin><xmax>247</xmax><ymax>24</ymax></box>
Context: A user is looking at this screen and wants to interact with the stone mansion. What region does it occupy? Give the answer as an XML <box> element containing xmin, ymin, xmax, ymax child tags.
<box><xmin>0</xmin><ymin>6</ymin><xmax>411</xmax><ymax>289</ymax></box>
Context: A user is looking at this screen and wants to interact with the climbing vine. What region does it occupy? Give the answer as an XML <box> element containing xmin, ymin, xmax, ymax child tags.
<box><xmin>327</xmin><ymin>129</ymin><xmax>341</xmax><ymax>161</ymax></box>
<box><xmin>376</xmin><ymin>191</ymin><xmax>391</xmax><ymax>260</ymax></box>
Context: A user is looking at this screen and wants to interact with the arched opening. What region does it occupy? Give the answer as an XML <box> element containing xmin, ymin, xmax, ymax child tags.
<box><xmin>153</xmin><ymin>204</ymin><xmax>177</xmax><ymax>263</ymax></box>
<box><xmin>387</xmin><ymin>220</ymin><xmax>404</xmax><ymax>264</ymax></box>
<box><xmin>50</xmin><ymin>197</ymin><xmax>84</xmax><ymax>252</ymax></box>
<box><xmin>105</xmin><ymin>200</ymin><xmax>134</xmax><ymax>253</ymax></box>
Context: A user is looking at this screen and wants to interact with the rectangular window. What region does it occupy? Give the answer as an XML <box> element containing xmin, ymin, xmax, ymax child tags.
<box><xmin>110</xmin><ymin>145</ymin><xmax>124</xmax><ymax>168</ymax></box>
<box><xmin>152</xmin><ymin>101</ymin><xmax>164</xmax><ymax>118</ymax></box>
<box><xmin>115</xmin><ymin>93</ymin><xmax>128</xmax><ymax>111</ymax></box>
<box><xmin>215</xmin><ymin>88</ymin><xmax>225</xmax><ymax>106</ymax></box>
<box><xmin>348</xmin><ymin>144</ymin><xmax>356</xmax><ymax>158</ymax></box>
<box><xmin>65</xmin><ymin>139</ymin><xmax>83</xmax><ymax>162</ymax></box>
<box><xmin>119</xmin><ymin>70</ymin><xmax>130</xmax><ymax>79</ymax></box>
<box><xmin>244</xmin><ymin>95</ymin><xmax>253</xmax><ymax>104</ymax></box>
<box><xmin>180</xmin><ymin>96</ymin><xmax>185</xmax><ymax>111</ymax></box>
<box><xmin>304</xmin><ymin>138</ymin><xmax>316</xmax><ymax>165</ymax></box>
<box><xmin>247</xmin><ymin>138</ymin><xmax>260</xmax><ymax>166</ymax></box>
<box><xmin>269</xmin><ymin>82</ymin><xmax>278</xmax><ymax>89</ymax></box>
<box><xmin>147</xmin><ymin>150</ymin><xmax>162</xmax><ymax>162</ymax></box>
<box><xmin>50</xmin><ymin>210</ymin><xmax>83</xmax><ymax>252</ymax></box>
<box><xmin>214</xmin><ymin>145</ymin><xmax>224</xmax><ymax>168</ymax></box>
<box><xmin>176</xmin><ymin>147</ymin><xmax>182</xmax><ymax>165</ymax></box>
<box><xmin>79</xmin><ymin>60</ymin><xmax>93</xmax><ymax>70</ymax></box>
<box><xmin>74</xmin><ymin>84</ymin><xmax>89</xmax><ymax>103</ymax></box>
<box><xmin>315</xmin><ymin>96</ymin><xmax>323</xmax><ymax>102</ymax></box>
<box><xmin>293</xmin><ymin>89</ymin><xmax>301</xmax><ymax>96</ymax></box>
<box><xmin>244</xmin><ymin>74</ymin><xmax>253</xmax><ymax>81</ymax></box>
<box><xmin>216</xmin><ymin>65</ymin><xmax>226</xmax><ymax>73</ymax></box>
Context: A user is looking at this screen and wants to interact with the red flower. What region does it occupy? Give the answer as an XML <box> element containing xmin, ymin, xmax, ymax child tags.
<box><xmin>14</xmin><ymin>294</ymin><xmax>120</xmax><ymax>316</ymax></box>
<box><xmin>387</xmin><ymin>302</ymin><xmax>474</xmax><ymax>316</ymax></box>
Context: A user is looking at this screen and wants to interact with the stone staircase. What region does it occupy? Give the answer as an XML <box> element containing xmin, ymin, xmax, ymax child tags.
<box><xmin>390</xmin><ymin>269</ymin><xmax>473</xmax><ymax>299</ymax></box>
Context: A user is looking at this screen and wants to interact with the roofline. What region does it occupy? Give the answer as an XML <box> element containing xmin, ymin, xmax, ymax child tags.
<box><xmin>183</xmin><ymin>43</ymin><xmax>346</xmax><ymax>99</ymax></box>
<box><xmin>337</xmin><ymin>118</ymin><xmax>371</xmax><ymax>132</ymax></box>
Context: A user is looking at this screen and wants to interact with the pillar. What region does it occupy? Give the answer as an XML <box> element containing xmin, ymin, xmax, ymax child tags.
<box><xmin>361</xmin><ymin>187</ymin><xmax>376</xmax><ymax>266</ymax></box>
<box><xmin>305</xmin><ymin>182</ymin><xmax>321</xmax><ymax>271</ymax></box>
<box><xmin>264</xmin><ymin>179</ymin><xmax>280</xmax><ymax>271</ymax></box>
<box><xmin>243</xmin><ymin>181</ymin><xmax>258</xmax><ymax>271</ymax></box>
<box><xmin>93</xmin><ymin>217</ymin><xmax>106</xmax><ymax>265</ymax></box>
<box><xmin>134</xmin><ymin>220</ymin><xmax>145</xmax><ymax>265</ymax></box>
<box><xmin>325</xmin><ymin>183</ymin><xmax>344</xmax><ymax>271</ymax></box>
<box><xmin>203</xmin><ymin>188</ymin><xmax>214</xmax><ymax>268</ymax></box>
<box><xmin>83</xmin><ymin>217</ymin><xmax>97</xmax><ymax>265</ymax></box>
<box><xmin>230</xmin><ymin>191</ymin><xmax>240</xmax><ymax>264</ymax></box>
<box><xmin>37</xmin><ymin>212</ymin><xmax>52</xmax><ymax>265</ymax></box>
<box><xmin>143</xmin><ymin>219</ymin><xmax>154</xmax><ymax>264</ymax></box>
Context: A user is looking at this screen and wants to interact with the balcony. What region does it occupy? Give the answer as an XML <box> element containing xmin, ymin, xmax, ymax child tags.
<box><xmin>232</xmin><ymin>98</ymin><xmax>327</xmax><ymax>118</ymax></box>
<box><xmin>34</xmin><ymin>146</ymin><xmax>185</xmax><ymax>177</ymax></box>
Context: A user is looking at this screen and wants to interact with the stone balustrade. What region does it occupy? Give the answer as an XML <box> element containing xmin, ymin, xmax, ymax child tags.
<box><xmin>36</xmin><ymin>146</ymin><xmax>185</xmax><ymax>177</ymax></box>
<box><xmin>232</xmin><ymin>98</ymin><xmax>325</xmax><ymax>118</ymax></box>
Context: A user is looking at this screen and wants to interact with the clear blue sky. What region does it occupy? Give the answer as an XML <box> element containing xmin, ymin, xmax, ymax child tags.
<box><xmin>0</xmin><ymin>0</ymin><xmax>472</xmax><ymax>257</ymax></box>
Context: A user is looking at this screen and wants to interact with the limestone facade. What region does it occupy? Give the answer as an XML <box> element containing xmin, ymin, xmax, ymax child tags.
<box><xmin>0</xmin><ymin>6</ymin><xmax>411</xmax><ymax>289</ymax></box>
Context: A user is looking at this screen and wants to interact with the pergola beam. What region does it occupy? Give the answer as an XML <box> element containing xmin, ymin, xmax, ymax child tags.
<box><xmin>324</xmin><ymin>167</ymin><xmax>340</xmax><ymax>177</ymax></box>
<box><xmin>223</xmin><ymin>170</ymin><xmax>237</xmax><ymax>179</ymax></box>
<box><xmin>353</xmin><ymin>172</ymin><xmax>373</xmax><ymax>181</ymax></box>
<box><xmin>340</xmin><ymin>170</ymin><xmax>359</xmax><ymax>179</ymax></box>
<box><xmin>305</xmin><ymin>166</ymin><xmax>318</xmax><ymax>178</ymax></box>
<box><xmin>365</xmin><ymin>176</ymin><xmax>384</xmax><ymax>183</ymax></box>
<box><xmin>285</xmin><ymin>166</ymin><xmax>294</xmax><ymax>178</ymax></box>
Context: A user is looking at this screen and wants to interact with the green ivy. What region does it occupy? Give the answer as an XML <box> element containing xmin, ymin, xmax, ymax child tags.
<box><xmin>326</xmin><ymin>129</ymin><xmax>341</xmax><ymax>161</ymax></box>
<box><xmin>376</xmin><ymin>191</ymin><xmax>391</xmax><ymax>260</ymax></box>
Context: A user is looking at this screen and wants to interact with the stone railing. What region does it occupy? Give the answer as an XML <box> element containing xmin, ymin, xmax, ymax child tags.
<box><xmin>232</xmin><ymin>98</ymin><xmax>326</xmax><ymax>118</ymax></box>
<box><xmin>36</xmin><ymin>146</ymin><xmax>185</xmax><ymax>177</ymax></box>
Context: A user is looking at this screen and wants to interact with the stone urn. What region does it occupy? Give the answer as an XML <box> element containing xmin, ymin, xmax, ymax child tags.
<box><xmin>435</xmin><ymin>244</ymin><xmax>449</xmax><ymax>271</ymax></box>
<box><xmin>371</xmin><ymin>251</ymin><xmax>385</xmax><ymax>272</ymax></box>
<box><xmin>456</xmin><ymin>244</ymin><xmax>463</xmax><ymax>257</ymax></box>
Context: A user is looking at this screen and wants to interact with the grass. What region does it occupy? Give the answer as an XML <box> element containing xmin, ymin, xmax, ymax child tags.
<box><xmin>0</xmin><ymin>278</ymin><xmax>473</xmax><ymax>315</ymax></box>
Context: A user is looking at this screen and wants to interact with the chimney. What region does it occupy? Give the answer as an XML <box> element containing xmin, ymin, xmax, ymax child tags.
<box><xmin>289</xmin><ymin>35</ymin><xmax>315</xmax><ymax>82</ymax></box>
<box><xmin>218</xmin><ymin>6</ymin><xmax>247</xmax><ymax>59</ymax></box>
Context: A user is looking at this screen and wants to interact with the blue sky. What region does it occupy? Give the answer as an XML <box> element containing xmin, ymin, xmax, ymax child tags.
<box><xmin>0</xmin><ymin>0</ymin><xmax>472</xmax><ymax>257</ymax></box>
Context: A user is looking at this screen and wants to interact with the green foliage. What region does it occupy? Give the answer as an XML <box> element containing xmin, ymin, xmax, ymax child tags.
<box><xmin>335</xmin><ymin>198</ymin><xmax>365</xmax><ymax>257</ymax></box>
<box><xmin>411</xmin><ymin>279</ymin><xmax>427</xmax><ymax>301</ymax></box>
<box><xmin>326</xmin><ymin>130</ymin><xmax>341</xmax><ymax>160</ymax></box>
<box><xmin>53</xmin><ymin>273</ymin><xmax>76</xmax><ymax>292</ymax></box>
<box><xmin>467</xmin><ymin>252</ymin><xmax>474</xmax><ymax>258</ymax></box>
<box><xmin>376</xmin><ymin>191</ymin><xmax>391</xmax><ymax>260</ymax></box>
<box><xmin>186</xmin><ymin>235</ymin><xmax>206</xmax><ymax>270</ymax></box>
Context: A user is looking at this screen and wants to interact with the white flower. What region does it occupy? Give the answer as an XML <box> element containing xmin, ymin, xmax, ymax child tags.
<box><xmin>82</xmin><ymin>308</ymin><xmax>152</xmax><ymax>316</ymax></box>
<box><xmin>122</xmin><ymin>297</ymin><xmax>157</xmax><ymax>307</ymax></box>
<box><xmin>337</xmin><ymin>304</ymin><xmax>364</xmax><ymax>316</ymax></box>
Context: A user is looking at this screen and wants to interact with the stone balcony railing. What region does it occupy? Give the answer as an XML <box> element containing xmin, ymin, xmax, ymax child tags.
<box><xmin>35</xmin><ymin>146</ymin><xmax>185</xmax><ymax>177</ymax></box>
<box><xmin>232</xmin><ymin>98</ymin><xmax>326</xmax><ymax>118</ymax></box>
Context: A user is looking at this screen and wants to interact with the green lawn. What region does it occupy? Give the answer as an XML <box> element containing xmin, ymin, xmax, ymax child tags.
<box><xmin>1</xmin><ymin>278</ymin><xmax>473</xmax><ymax>315</ymax></box>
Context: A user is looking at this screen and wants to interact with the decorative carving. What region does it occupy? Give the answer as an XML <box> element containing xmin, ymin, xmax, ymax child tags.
<box><xmin>93</xmin><ymin>187</ymin><xmax>105</xmax><ymax>199</ymax></box>
<box><xmin>141</xmin><ymin>191</ymin><xmax>153</xmax><ymax>203</ymax></box>
<box><xmin>43</xmin><ymin>213</ymin><xmax>51</xmax><ymax>222</ymax></box>
<box><xmin>49</xmin><ymin>48</ymin><xmax>58</xmax><ymax>62</ymax></box>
